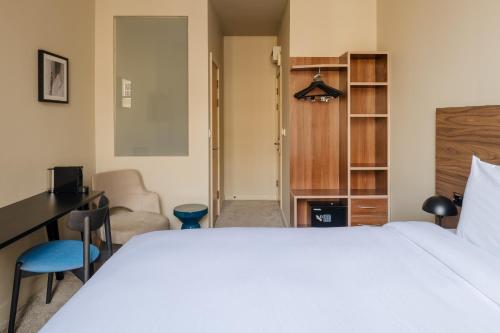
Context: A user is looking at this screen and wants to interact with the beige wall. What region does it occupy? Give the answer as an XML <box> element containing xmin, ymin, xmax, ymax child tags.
<box><xmin>290</xmin><ymin>0</ymin><xmax>377</xmax><ymax>56</ymax></box>
<box><xmin>278</xmin><ymin>1</ymin><xmax>291</xmax><ymax>223</ymax></box>
<box><xmin>378</xmin><ymin>0</ymin><xmax>500</xmax><ymax>221</ymax></box>
<box><xmin>0</xmin><ymin>0</ymin><xmax>95</xmax><ymax>327</ymax></box>
<box><xmin>94</xmin><ymin>0</ymin><xmax>209</xmax><ymax>229</ymax></box>
<box><xmin>223</xmin><ymin>36</ymin><xmax>279</xmax><ymax>200</ymax></box>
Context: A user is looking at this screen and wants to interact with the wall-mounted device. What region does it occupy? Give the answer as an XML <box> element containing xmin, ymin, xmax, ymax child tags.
<box><xmin>310</xmin><ymin>201</ymin><xmax>347</xmax><ymax>227</ymax></box>
<box><xmin>271</xmin><ymin>46</ymin><xmax>281</xmax><ymax>66</ymax></box>
<box><xmin>121</xmin><ymin>78</ymin><xmax>132</xmax><ymax>108</ymax></box>
<box><xmin>47</xmin><ymin>166</ymin><xmax>84</xmax><ymax>194</ymax></box>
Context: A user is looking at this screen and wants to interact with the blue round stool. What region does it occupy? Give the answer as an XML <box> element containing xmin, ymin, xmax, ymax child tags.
<box><xmin>174</xmin><ymin>204</ymin><xmax>208</xmax><ymax>229</ymax></box>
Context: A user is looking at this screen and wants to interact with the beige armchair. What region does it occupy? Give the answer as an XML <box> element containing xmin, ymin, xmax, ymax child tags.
<box><xmin>91</xmin><ymin>169</ymin><xmax>170</xmax><ymax>244</ymax></box>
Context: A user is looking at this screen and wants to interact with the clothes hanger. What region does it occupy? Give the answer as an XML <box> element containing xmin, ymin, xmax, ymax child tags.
<box><xmin>294</xmin><ymin>68</ymin><xmax>344</xmax><ymax>102</ymax></box>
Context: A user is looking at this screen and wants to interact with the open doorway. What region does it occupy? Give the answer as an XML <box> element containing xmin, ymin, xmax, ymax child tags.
<box><xmin>216</xmin><ymin>36</ymin><xmax>282</xmax><ymax>227</ymax></box>
<box><xmin>223</xmin><ymin>36</ymin><xmax>278</xmax><ymax>202</ymax></box>
<box><xmin>208</xmin><ymin>0</ymin><xmax>287</xmax><ymax>228</ymax></box>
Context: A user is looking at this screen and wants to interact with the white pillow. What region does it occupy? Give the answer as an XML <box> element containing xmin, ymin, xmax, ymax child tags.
<box><xmin>457</xmin><ymin>156</ymin><xmax>500</xmax><ymax>257</ymax></box>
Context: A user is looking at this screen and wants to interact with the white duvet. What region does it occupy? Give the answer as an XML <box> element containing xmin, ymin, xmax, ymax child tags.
<box><xmin>41</xmin><ymin>222</ymin><xmax>500</xmax><ymax>332</ymax></box>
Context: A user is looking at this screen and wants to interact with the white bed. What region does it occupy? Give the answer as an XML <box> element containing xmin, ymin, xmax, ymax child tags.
<box><xmin>41</xmin><ymin>222</ymin><xmax>500</xmax><ymax>332</ymax></box>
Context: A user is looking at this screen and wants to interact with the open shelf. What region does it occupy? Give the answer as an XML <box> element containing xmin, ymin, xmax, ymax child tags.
<box><xmin>350</xmin><ymin>117</ymin><xmax>388</xmax><ymax>167</ymax></box>
<box><xmin>291</xmin><ymin>64</ymin><xmax>348</xmax><ymax>71</ymax></box>
<box><xmin>350</xmin><ymin>86</ymin><xmax>388</xmax><ymax>115</ymax></box>
<box><xmin>295</xmin><ymin>197</ymin><xmax>348</xmax><ymax>228</ymax></box>
<box><xmin>350</xmin><ymin>53</ymin><xmax>388</xmax><ymax>83</ymax></box>
<box><xmin>350</xmin><ymin>170</ymin><xmax>388</xmax><ymax>196</ymax></box>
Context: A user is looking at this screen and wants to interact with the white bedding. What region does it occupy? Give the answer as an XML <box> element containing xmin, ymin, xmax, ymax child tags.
<box><xmin>41</xmin><ymin>222</ymin><xmax>500</xmax><ymax>332</ymax></box>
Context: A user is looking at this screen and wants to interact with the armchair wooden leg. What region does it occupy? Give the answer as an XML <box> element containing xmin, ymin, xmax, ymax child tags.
<box><xmin>46</xmin><ymin>272</ymin><xmax>54</xmax><ymax>304</ymax></box>
<box><xmin>8</xmin><ymin>262</ymin><xmax>22</xmax><ymax>333</ymax></box>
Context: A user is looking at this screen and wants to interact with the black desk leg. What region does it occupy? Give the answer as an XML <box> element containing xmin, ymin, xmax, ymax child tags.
<box><xmin>46</xmin><ymin>220</ymin><xmax>64</xmax><ymax>281</ymax></box>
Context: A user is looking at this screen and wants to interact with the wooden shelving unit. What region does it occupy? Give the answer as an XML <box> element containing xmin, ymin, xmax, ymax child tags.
<box><xmin>289</xmin><ymin>52</ymin><xmax>390</xmax><ymax>228</ymax></box>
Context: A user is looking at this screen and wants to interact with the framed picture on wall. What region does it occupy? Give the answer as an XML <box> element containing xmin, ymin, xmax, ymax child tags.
<box><xmin>38</xmin><ymin>50</ymin><xmax>69</xmax><ymax>103</ymax></box>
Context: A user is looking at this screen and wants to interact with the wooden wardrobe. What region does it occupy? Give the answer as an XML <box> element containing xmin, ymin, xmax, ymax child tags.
<box><xmin>289</xmin><ymin>52</ymin><xmax>390</xmax><ymax>227</ymax></box>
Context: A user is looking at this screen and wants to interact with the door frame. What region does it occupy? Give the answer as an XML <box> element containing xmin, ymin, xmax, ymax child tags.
<box><xmin>276</xmin><ymin>64</ymin><xmax>283</xmax><ymax>209</ymax></box>
<box><xmin>209</xmin><ymin>52</ymin><xmax>221</xmax><ymax>227</ymax></box>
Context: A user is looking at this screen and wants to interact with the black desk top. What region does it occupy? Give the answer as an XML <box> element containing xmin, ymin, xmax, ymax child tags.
<box><xmin>0</xmin><ymin>191</ymin><xmax>103</xmax><ymax>250</ymax></box>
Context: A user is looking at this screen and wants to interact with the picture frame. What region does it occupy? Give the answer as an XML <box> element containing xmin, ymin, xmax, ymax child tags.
<box><xmin>38</xmin><ymin>50</ymin><xmax>69</xmax><ymax>103</ymax></box>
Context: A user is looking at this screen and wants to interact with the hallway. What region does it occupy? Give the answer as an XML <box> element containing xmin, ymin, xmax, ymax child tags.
<box><xmin>215</xmin><ymin>200</ymin><xmax>285</xmax><ymax>228</ymax></box>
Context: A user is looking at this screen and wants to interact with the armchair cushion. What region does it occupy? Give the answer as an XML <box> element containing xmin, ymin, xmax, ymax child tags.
<box><xmin>100</xmin><ymin>211</ymin><xmax>170</xmax><ymax>245</ymax></box>
<box><xmin>92</xmin><ymin>170</ymin><xmax>161</xmax><ymax>213</ymax></box>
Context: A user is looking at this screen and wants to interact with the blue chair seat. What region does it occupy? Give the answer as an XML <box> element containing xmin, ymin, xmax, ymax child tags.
<box><xmin>18</xmin><ymin>240</ymin><xmax>100</xmax><ymax>273</ymax></box>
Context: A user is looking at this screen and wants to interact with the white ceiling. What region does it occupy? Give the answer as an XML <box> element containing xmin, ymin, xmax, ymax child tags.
<box><xmin>211</xmin><ymin>0</ymin><xmax>288</xmax><ymax>36</ymax></box>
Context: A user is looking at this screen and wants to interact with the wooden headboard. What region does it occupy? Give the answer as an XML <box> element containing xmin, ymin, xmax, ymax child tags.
<box><xmin>436</xmin><ymin>105</ymin><xmax>500</xmax><ymax>228</ymax></box>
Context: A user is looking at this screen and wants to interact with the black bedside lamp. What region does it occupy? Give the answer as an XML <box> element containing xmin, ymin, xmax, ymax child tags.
<box><xmin>422</xmin><ymin>195</ymin><xmax>458</xmax><ymax>227</ymax></box>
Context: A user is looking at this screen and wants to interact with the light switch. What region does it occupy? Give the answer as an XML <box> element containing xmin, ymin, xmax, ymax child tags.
<box><xmin>122</xmin><ymin>79</ymin><xmax>131</xmax><ymax>97</ymax></box>
<box><xmin>122</xmin><ymin>97</ymin><xmax>132</xmax><ymax>108</ymax></box>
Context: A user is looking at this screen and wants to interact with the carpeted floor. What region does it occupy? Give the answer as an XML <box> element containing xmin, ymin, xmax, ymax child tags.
<box><xmin>10</xmin><ymin>200</ymin><xmax>284</xmax><ymax>332</ymax></box>
<box><xmin>9</xmin><ymin>247</ymin><xmax>116</xmax><ymax>333</ymax></box>
<box><xmin>12</xmin><ymin>273</ymin><xmax>81</xmax><ymax>333</ymax></box>
<box><xmin>215</xmin><ymin>200</ymin><xmax>285</xmax><ymax>228</ymax></box>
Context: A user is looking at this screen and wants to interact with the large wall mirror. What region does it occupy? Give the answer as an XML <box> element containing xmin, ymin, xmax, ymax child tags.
<box><xmin>114</xmin><ymin>16</ymin><xmax>188</xmax><ymax>156</ymax></box>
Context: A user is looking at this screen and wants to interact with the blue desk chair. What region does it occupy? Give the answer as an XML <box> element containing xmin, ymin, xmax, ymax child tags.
<box><xmin>8</xmin><ymin>203</ymin><xmax>109</xmax><ymax>333</ymax></box>
<box><xmin>97</xmin><ymin>195</ymin><xmax>113</xmax><ymax>257</ymax></box>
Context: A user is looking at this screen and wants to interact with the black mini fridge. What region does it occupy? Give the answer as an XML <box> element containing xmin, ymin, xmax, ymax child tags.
<box><xmin>309</xmin><ymin>201</ymin><xmax>347</xmax><ymax>227</ymax></box>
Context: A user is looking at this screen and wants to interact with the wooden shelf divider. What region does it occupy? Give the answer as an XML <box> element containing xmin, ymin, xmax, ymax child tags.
<box><xmin>291</xmin><ymin>64</ymin><xmax>348</xmax><ymax>71</ymax></box>
<box><xmin>291</xmin><ymin>189</ymin><xmax>348</xmax><ymax>198</ymax></box>
<box><xmin>350</xmin><ymin>189</ymin><xmax>389</xmax><ymax>197</ymax></box>
<box><xmin>350</xmin><ymin>166</ymin><xmax>388</xmax><ymax>171</ymax></box>
<box><xmin>350</xmin><ymin>82</ymin><xmax>388</xmax><ymax>86</ymax></box>
<box><xmin>350</xmin><ymin>114</ymin><xmax>388</xmax><ymax>118</ymax></box>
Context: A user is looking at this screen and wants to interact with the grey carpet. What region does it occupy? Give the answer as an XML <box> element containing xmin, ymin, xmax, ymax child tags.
<box><xmin>215</xmin><ymin>200</ymin><xmax>285</xmax><ymax>228</ymax></box>
<box><xmin>12</xmin><ymin>274</ymin><xmax>81</xmax><ymax>333</ymax></box>
<box><xmin>8</xmin><ymin>245</ymin><xmax>117</xmax><ymax>333</ymax></box>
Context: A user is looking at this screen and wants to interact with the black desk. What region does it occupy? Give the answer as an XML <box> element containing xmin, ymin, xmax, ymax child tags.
<box><xmin>0</xmin><ymin>191</ymin><xmax>103</xmax><ymax>250</ymax></box>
